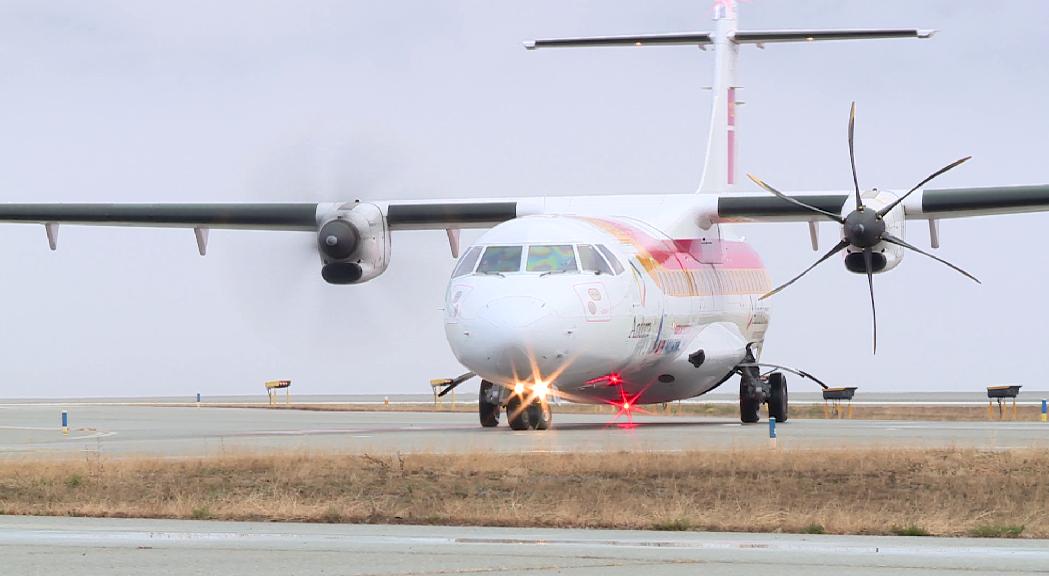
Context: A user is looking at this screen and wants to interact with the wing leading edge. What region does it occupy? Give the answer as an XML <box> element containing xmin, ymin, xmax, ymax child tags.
<box><xmin>0</xmin><ymin>185</ymin><xmax>1047</xmax><ymax>242</ymax></box>
<box><xmin>715</xmin><ymin>185</ymin><xmax>1049</xmax><ymax>222</ymax></box>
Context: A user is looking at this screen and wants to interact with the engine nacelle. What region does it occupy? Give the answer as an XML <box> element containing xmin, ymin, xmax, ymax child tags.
<box><xmin>842</xmin><ymin>189</ymin><xmax>905</xmax><ymax>274</ymax></box>
<box><xmin>316</xmin><ymin>202</ymin><xmax>390</xmax><ymax>284</ymax></box>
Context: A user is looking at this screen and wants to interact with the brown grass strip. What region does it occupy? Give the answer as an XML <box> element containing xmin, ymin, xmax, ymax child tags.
<box><xmin>185</xmin><ymin>402</ymin><xmax>1046</xmax><ymax>422</ymax></box>
<box><xmin>1</xmin><ymin>449</ymin><xmax>1045</xmax><ymax>538</ymax></box>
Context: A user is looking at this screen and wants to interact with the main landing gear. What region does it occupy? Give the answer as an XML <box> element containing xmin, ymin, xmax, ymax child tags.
<box><xmin>478</xmin><ymin>380</ymin><xmax>553</xmax><ymax>431</ymax></box>
<box><xmin>738</xmin><ymin>352</ymin><xmax>789</xmax><ymax>424</ymax></box>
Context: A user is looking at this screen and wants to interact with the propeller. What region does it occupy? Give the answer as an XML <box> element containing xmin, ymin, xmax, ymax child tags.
<box><xmin>748</xmin><ymin>102</ymin><xmax>979</xmax><ymax>353</ymax></box>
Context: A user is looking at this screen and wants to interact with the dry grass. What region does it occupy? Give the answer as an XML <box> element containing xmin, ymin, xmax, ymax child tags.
<box><xmin>1</xmin><ymin>449</ymin><xmax>1046</xmax><ymax>538</ymax></box>
<box><xmin>185</xmin><ymin>401</ymin><xmax>1045</xmax><ymax>422</ymax></box>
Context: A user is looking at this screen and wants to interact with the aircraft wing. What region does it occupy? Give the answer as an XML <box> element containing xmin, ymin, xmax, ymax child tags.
<box><xmin>715</xmin><ymin>184</ymin><xmax>1049</xmax><ymax>222</ymax></box>
<box><xmin>4</xmin><ymin>184</ymin><xmax>1049</xmax><ymax>237</ymax></box>
<box><xmin>0</xmin><ymin>201</ymin><xmax>520</xmax><ymax>232</ymax></box>
<box><xmin>0</xmin><ymin>204</ymin><xmax>320</xmax><ymax>231</ymax></box>
<box><xmin>0</xmin><ymin>200</ymin><xmax>521</xmax><ymax>263</ymax></box>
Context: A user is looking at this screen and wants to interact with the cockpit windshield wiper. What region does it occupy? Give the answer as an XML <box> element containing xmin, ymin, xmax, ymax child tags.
<box><xmin>479</xmin><ymin>270</ymin><xmax>506</xmax><ymax>277</ymax></box>
<box><xmin>540</xmin><ymin>269</ymin><xmax>570</xmax><ymax>277</ymax></box>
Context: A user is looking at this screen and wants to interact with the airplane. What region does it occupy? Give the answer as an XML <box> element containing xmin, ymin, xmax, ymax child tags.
<box><xmin>3</xmin><ymin>0</ymin><xmax>1049</xmax><ymax>431</ymax></box>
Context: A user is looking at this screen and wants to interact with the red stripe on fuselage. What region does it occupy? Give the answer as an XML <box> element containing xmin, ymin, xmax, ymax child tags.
<box><xmin>579</xmin><ymin>217</ymin><xmax>766</xmax><ymax>272</ymax></box>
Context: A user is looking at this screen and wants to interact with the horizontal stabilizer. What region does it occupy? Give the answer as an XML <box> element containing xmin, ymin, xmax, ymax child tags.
<box><xmin>525</xmin><ymin>32</ymin><xmax>712</xmax><ymax>50</ymax></box>
<box><xmin>732</xmin><ymin>29</ymin><xmax>934</xmax><ymax>45</ymax></box>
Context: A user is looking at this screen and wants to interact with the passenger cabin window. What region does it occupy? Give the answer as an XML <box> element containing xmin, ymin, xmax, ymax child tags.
<box><xmin>477</xmin><ymin>246</ymin><xmax>523</xmax><ymax>273</ymax></box>
<box><xmin>526</xmin><ymin>245</ymin><xmax>577</xmax><ymax>273</ymax></box>
<box><xmin>452</xmin><ymin>246</ymin><xmax>482</xmax><ymax>277</ymax></box>
<box><xmin>578</xmin><ymin>244</ymin><xmax>613</xmax><ymax>275</ymax></box>
<box><xmin>596</xmin><ymin>244</ymin><xmax>625</xmax><ymax>275</ymax></box>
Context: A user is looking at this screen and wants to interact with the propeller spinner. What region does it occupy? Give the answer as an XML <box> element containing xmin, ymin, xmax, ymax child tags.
<box><xmin>748</xmin><ymin>102</ymin><xmax>979</xmax><ymax>353</ymax></box>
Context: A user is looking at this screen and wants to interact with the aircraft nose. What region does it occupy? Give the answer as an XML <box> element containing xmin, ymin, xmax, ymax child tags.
<box><xmin>482</xmin><ymin>296</ymin><xmax>549</xmax><ymax>328</ymax></box>
<box><xmin>452</xmin><ymin>295</ymin><xmax>572</xmax><ymax>383</ymax></box>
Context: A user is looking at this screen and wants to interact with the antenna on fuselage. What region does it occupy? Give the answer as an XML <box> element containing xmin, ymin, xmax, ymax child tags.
<box><xmin>524</xmin><ymin>0</ymin><xmax>934</xmax><ymax>195</ymax></box>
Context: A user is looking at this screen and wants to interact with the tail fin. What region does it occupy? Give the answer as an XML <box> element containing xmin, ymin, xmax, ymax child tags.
<box><xmin>697</xmin><ymin>0</ymin><xmax>739</xmax><ymax>194</ymax></box>
<box><xmin>525</xmin><ymin>0</ymin><xmax>934</xmax><ymax>195</ymax></box>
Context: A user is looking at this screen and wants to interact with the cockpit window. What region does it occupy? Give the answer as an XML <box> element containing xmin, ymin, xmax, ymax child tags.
<box><xmin>452</xmin><ymin>246</ymin><xmax>482</xmax><ymax>277</ymax></box>
<box><xmin>477</xmin><ymin>245</ymin><xmax>522</xmax><ymax>273</ymax></box>
<box><xmin>597</xmin><ymin>244</ymin><xmax>625</xmax><ymax>275</ymax></box>
<box><xmin>526</xmin><ymin>245</ymin><xmax>577</xmax><ymax>273</ymax></box>
<box><xmin>578</xmin><ymin>244</ymin><xmax>613</xmax><ymax>275</ymax></box>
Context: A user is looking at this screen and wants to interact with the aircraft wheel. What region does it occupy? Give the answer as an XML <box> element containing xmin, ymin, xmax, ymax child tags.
<box><xmin>506</xmin><ymin>395</ymin><xmax>531</xmax><ymax>430</ymax></box>
<box><xmin>740</xmin><ymin>383</ymin><xmax>760</xmax><ymax>424</ymax></box>
<box><xmin>527</xmin><ymin>399</ymin><xmax>552</xmax><ymax>430</ymax></box>
<box><xmin>478</xmin><ymin>380</ymin><xmax>500</xmax><ymax>428</ymax></box>
<box><xmin>768</xmin><ymin>372</ymin><xmax>788</xmax><ymax>423</ymax></box>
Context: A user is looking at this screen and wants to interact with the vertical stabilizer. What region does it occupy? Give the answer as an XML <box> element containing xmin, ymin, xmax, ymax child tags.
<box><xmin>523</xmin><ymin>0</ymin><xmax>933</xmax><ymax>197</ymax></box>
<box><xmin>697</xmin><ymin>0</ymin><xmax>739</xmax><ymax>195</ymax></box>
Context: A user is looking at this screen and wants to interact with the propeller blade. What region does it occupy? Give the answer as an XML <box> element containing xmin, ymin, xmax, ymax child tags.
<box><xmin>863</xmin><ymin>248</ymin><xmax>877</xmax><ymax>354</ymax></box>
<box><xmin>877</xmin><ymin>156</ymin><xmax>972</xmax><ymax>217</ymax></box>
<box><xmin>737</xmin><ymin>362</ymin><xmax>831</xmax><ymax>390</ymax></box>
<box><xmin>848</xmin><ymin>101</ymin><xmax>863</xmax><ymax>210</ymax></box>
<box><xmin>747</xmin><ymin>174</ymin><xmax>845</xmax><ymax>223</ymax></box>
<box><xmin>881</xmin><ymin>233</ymin><xmax>981</xmax><ymax>284</ymax></box>
<box><xmin>761</xmin><ymin>239</ymin><xmax>850</xmax><ymax>300</ymax></box>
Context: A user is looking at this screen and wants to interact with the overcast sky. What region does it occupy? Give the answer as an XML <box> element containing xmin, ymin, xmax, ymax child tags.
<box><xmin>1</xmin><ymin>0</ymin><xmax>1047</xmax><ymax>399</ymax></box>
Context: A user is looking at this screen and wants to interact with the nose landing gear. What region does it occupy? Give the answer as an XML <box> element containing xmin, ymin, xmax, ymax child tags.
<box><xmin>480</xmin><ymin>380</ymin><xmax>553</xmax><ymax>431</ymax></box>
<box><xmin>479</xmin><ymin>380</ymin><xmax>501</xmax><ymax>428</ymax></box>
<box><xmin>507</xmin><ymin>394</ymin><xmax>531</xmax><ymax>430</ymax></box>
<box><xmin>527</xmin><ymin>398</ymin><xmax>553</xmax><ymax>430</ymax></box>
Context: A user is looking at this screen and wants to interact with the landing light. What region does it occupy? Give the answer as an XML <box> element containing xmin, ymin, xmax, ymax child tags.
<box><xmin>534</xmin><ymin>380</ymin><xmax>549</xmax><ymax>398</ymax></box>
<box><xmin>513</xmin><ymin>382</ymin><xmax>525</xmax><ymax>395</ymax></box>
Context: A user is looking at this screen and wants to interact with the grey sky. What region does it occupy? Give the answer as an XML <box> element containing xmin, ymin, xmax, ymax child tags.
<box><xmin>1</xmin><ymin>1</ymin><xmax>1047</xmax><ymax>398</ymax></box>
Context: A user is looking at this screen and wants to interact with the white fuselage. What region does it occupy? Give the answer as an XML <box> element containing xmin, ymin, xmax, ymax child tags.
<box><xmin>444</xmin><ymin>214</ymin><xmax>772</xmax><ymax>405</ymax></box>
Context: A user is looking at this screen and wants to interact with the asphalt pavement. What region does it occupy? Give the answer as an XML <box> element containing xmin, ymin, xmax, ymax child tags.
<box><xmin>3</xmin><ymin>516</ymin><xmax>1046</xmax><ymax>575</ymax></box>
<box><xmin>1</xmin><ymin>403</ymin><xmax>1048</xmax><ymax>458</ymax></box>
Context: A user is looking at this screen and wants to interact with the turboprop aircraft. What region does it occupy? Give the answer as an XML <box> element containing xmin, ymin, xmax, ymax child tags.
<box><xmin>4</xmin><ymin>0</ymin><xmax>1049</xmax><ymax>430</ymax></box>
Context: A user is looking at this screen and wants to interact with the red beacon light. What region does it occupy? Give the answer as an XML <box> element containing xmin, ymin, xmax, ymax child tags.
<box><xmin>585</xmin><ymin>372</ymin><xmax>625</xmax><ymax>387</ymax></box>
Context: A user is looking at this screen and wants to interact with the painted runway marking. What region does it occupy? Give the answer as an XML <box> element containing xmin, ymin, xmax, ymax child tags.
<box><xmin>63</xmin><ymin>431</ymin><xmax>117</xmax><ymax>441</ymax></box>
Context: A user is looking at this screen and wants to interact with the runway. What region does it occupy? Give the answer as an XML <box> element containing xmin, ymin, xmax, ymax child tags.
<box><xmin>2</xmin><ymin>403</ymin><xmax>1048</xmax><ymax>458</ymax></box>
<box><xmin>2</xmin><ymin>515</ymin><xmax>1046</xmax><ymax>575</ymax></box>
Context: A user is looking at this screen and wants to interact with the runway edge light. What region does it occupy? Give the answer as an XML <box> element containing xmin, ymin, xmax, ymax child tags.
<box><xmin>769</xmin><ymin>416</ymin><xmax>777</xmax><ymax>449</ymax></box>
<box><xmin>61</xmin><ymin>410</ymin><xmax>68</xmax><ymax>435</ymax></box>
<box><xmin>1042</xmin><ymin>399</ymin><xmax>1047</xmax><ymax>423</ymax></box>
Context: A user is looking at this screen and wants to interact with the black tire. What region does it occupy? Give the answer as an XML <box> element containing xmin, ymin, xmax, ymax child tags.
<box><xmin>507</xmin><ymin>395</ymin><xmax>531</xmax><ymax>430</ymax></box>
<box><xmin>478</xmin><ymin>380</ymin><xmax>500</xmax><ymax>428</ymax></box>
<box><xmin>740</xmin><ymin>380</ymin><xmax>760</xmax><ymax>424</ymax></box>
<box><xmin>527</xmin><ymin>399</ymin><xmax>553</xmax><ymax>430</ymax></box>
<box><xmin>768</xmin><ymin>372</ymin><xmax>788</xmax><ymax>423</ymax></box>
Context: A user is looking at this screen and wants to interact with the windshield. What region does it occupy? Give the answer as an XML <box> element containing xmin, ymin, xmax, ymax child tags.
<box><xmin>578</xmin><ymin>244</ymin><xmax>613</xmax><ymax>275</ymax></box>
<box><xmin>597</xmin><ymin>244</ymin><xmax>625</xmax><ymax>275</ymax></box>
<box><xmin>452</xmin><ymin>246</ymin><xmax>482</xmax><ymax>277</ymax></box>
<box><xmin>477</xmin><ymin>246</ymin><xmax>522</xmax><ymax>273</ymax></box>
<box><xmin>526</xmin><ymin>245</ymin><xmax>578</xmax><ymax>273</ymax></box>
